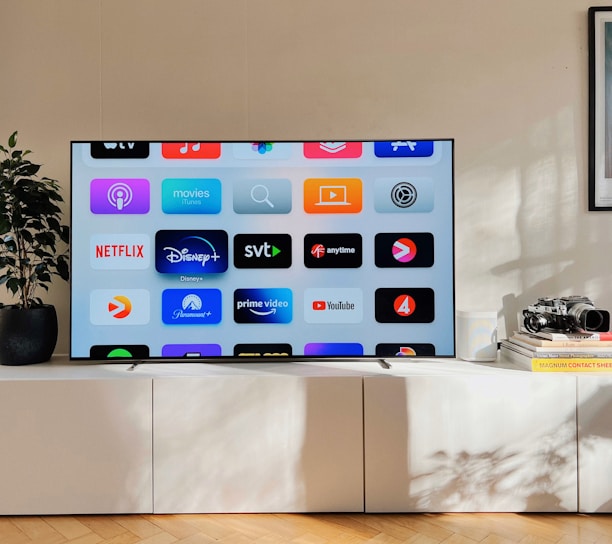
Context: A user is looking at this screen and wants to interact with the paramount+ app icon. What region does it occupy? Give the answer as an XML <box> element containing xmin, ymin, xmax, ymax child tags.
<box><xmin>304</xmin><ymin>233</ymin><xmax>362</xmax><ymax>268</ymax></box>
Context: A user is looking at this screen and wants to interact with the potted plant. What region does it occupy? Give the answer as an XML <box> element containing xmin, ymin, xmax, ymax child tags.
<box><xmin>0</xmin><ymin>131</ymin><xmax>69</xmax><ymax>365</ymax></box>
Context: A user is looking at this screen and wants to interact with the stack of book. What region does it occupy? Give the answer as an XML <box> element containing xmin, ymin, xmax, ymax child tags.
<box><xmin>500</xmin><ymin>330</ymin><xmax>612</xmax><ymax>372</ymax></box>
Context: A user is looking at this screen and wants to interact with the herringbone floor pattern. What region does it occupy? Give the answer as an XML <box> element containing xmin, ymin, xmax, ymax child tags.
<box><xmin>0</xmin><ymin>513</ymin><xmax>610</xmax><ymax>544</ymax></box>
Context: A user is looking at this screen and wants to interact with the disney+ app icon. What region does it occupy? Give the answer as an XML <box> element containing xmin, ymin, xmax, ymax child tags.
<box><xmin>155</xmin><ymin>230</ymin><xmax>228</xmax><ymax>274</ymax></box>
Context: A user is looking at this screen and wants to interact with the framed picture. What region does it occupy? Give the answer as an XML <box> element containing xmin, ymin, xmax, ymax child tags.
<box><xmin>589</xmin><ymin>6</ymin><xmax>612</xmax><ymax>210</ymax></box>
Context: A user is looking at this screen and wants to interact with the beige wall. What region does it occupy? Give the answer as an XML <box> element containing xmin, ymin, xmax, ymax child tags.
<box><xmin>2</xmin><ymin>0</ymin><xmax>611</xmax><ymax>354</ymax></box>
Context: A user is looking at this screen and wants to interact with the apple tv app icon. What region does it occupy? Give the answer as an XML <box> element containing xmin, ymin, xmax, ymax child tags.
<box><xmin>90</xmin><ymin>142</ymin><xmax>149</xmax><ymax>159</ymax></box>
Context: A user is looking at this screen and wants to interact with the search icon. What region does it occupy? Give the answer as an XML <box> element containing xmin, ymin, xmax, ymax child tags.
<box><xmin>250</xmin><ymin>184</ymin><xmax>274</xmax><ymax>208</ymax></box>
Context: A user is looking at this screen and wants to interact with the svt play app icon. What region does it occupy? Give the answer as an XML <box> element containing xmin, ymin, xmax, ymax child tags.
<box><xmin>303</xmin><ymin>142</ymin><xmax>362</xmax><ymax>159</ymax></box>
<box><xmin>90</xmin><ymin>289</ymin><xmax>150</xmax><ymax>325</ymax></box>
<box><xmin>233</xmin><ymin>234</ymin><xmax>292</xmax><ymax>269</ymax></box>
<box><xmin>303</xmin><ymin>178</ymin><xmax>362</xmax><ymax>214</ymax></box>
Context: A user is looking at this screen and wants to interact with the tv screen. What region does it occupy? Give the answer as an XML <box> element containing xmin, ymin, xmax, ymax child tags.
<box><xmin>70</xmin><ymin>140</ymin><xmax>455</xmax><ymax>361</ymax></box>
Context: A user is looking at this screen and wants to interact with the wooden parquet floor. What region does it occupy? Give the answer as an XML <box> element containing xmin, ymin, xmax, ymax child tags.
<box><xmin>0</xmin><ymin>513</ymin><xmax>611</xmax><ymax>544</ymax></box>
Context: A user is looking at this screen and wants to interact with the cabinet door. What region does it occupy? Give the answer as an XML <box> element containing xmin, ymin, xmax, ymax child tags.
<box><xmin>364</xmin><ymin>374</ymin><xmax>577</xmax><ymax>512</ymax></box>
<box><xmin>577</xmin><ymin>375</ymin><xmax>612</xmax><ymax>512</ymax></box>
<box><xmin>153</xmin><ymin>375</ymin><xmax>363</xmax><ymax>513</ymax></box>
<box><xmin>0</xmin><ymin>379</ymin><xmax>153</xmax><ymax>514</ymax></box>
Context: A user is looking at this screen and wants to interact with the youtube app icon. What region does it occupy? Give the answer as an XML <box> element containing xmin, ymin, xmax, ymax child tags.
<box><xmin>313</xmin><ymin>300</ymin><xmax>326</xmax><ymax>311</ymax></box>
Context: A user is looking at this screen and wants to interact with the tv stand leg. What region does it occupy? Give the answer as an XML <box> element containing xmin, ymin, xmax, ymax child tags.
<box><xmin>377</xmin><ymin>359</ymin><xmax>392</xmax><ymax>370</ymax></box>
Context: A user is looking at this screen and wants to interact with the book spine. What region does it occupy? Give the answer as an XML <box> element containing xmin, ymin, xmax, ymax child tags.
<box><xmin>532</xmin><ymin>331</ymin><xmax>612</xmax><ymax>341</ymax></box>
<box><xmin>530</xmin><ymin>359</ymin><xmax>612</xmax><ymax>372</ymax></box>
<box><xmin>503</xmin><ymin>340</ymin><xmax>612</xmax><ymax>357</ymax></box>
<box><xmin>500</xmin><ymin>345</ymin><xmax>534</xmax><ymax>370</ymax></box>
<box><xmin>500</xmin><ymin>346</ymin><xmax>612</xmax><ymax>372</ymax></box>
<box><xmin>512</xmin><ymin>332</ymin><xmax>612</xmax><ymax>348</ymax></box>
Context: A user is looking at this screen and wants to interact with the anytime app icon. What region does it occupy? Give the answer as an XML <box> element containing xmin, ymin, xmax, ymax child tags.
<box><xmin>155</xmin><ymin>230</ymin><xmax>228</xmax><ymax>274</ymax></box>
<box><xmin>161</xmin><ymin>142</ymin><xmax>221</xmax><ymax>159</ymax></box>
<box><xmin>304</xmin><ymin>288</ymin><xmax>363</xmax><ymax>324</ymax></box>
<box><xmin>303</xmin><ymin>178</ymin><xmax>362</xmax><ymax>213</ymax></box>
<box><xmin>233</xmin><ymin>234</ymin><xmax>292</xmax><ymax>268</ymax></box>
<box><xmin>304</xmin><ymin>233</ymin><xmax>362</xmax><ymax>268</ymax></box>
<box><xmin>90</xmin><ymin>234</ymin><xmax>150</xmax><ymax>270</ymax></box>
<box><xmin>90</xmin><ymin>178</ymin><xmax>150</xmax><ymax>214</ymax></box>
<box><xmin>374</xmin><ymin>288</ymin><xmax>434</xmax><ymax>323</ymax></box>
<box><xmin>90</xmin><ymin>142</ymin><xmax>149</xmax><ymax>159</ymax></box>
<box><xmin>234</xmin><ymin>288</ymin><xmax>292</xmax><ymax>324</ymax></box>
<box><xmin>90</xmin><ymin>289</ymin><xmax>150</xmax><ymax>325</ymax></box>
<box><xmin>303</xmin><ymin>142</ymin><xmax>362</xmax><ymax>159</ymax></box>
<box><xmin>374</xmin><ymin>233</ymin><xmax>434</xmax><ymax>268</ymax></box>
<box><xmin>161</xmin><ymin>289</ymin><xmax>222</xmax><ymax>325</ymax></box>
<box><xmin>161</xmin><ymin>178</ymin><xmax>221</xmax><ymax>214</ymax></box>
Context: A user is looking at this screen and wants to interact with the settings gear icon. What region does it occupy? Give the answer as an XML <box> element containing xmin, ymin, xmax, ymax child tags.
<box><xmin>390</xmin><ymin>182</ymin><xmax>417</xmax><ymax>208</ymax></box>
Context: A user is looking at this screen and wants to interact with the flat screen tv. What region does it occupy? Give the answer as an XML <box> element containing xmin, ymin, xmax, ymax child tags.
<box><xmin>70</xmin><ymin>140</ymin><xmax>455</xmax><ymax>362</ymax></box>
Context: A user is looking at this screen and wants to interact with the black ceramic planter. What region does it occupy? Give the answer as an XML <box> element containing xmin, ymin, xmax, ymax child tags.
<box><xmin>0</xmin><ymin>305</ymin><xmax>58</xmax><ymax>365</ymax></box>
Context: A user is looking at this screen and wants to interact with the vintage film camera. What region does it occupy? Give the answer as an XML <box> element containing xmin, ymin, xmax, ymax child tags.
<box><xmin>522</xmin><ymin>296</ymin><xmax>610</xmax><ymax>334</ymax></box>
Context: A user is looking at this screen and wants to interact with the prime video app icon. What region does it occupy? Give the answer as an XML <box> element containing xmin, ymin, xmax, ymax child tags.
<box><xmin>234</xmin><ymin>288</ymin><xmax>292</xmax><ymax>323</ymax></box>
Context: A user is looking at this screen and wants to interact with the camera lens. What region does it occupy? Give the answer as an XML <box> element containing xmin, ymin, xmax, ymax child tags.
<box><xmin>567</xmin><ymin>303</ymin><xmax>610</xmax><ymax>332</ymax></box>
<box><xmin>582</xmin><ymin>309</ymin><xmax>610</xmax><ymax>332</ymax></box>
<box><xmin>523</xmin><ymin>312</ymin><xmax>549</xmax><ymax>333</ymax></box>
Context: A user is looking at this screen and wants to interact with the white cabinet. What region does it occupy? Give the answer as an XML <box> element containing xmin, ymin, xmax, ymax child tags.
<box><xmin>364</xmin><ymin>366</ymin><xmax>578</xmax><ymax>512</ymax></box>
<box><xmin>0</xmin><ymin>364</ymin><xmax>152</xmax><ymax>514</ymax></box>
<box><xmin>152</xmin><ymin>367</ymin><xmax>364</xmax><ymax>513</ymax></box>
<box><xmin>577</xmin><ymin>375</ymin><xmax>612</xmax><ymax>513</ymax></box>
<box><xmin>2</xmin><ymin>358</ymin><xmax>611</xmax><ymax>514</ymax></box>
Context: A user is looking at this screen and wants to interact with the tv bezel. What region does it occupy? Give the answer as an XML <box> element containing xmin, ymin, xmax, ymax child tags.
<box><xmin>69</xmin><ymin>139</ymin><xmax>456</xmax><ymax>363</ymax></box>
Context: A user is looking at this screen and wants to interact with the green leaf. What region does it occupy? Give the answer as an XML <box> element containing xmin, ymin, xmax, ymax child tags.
<box><xmin>0</xmin><ymin>131</ymin><xmax>69</xmax><ymax>306</ymax></box>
